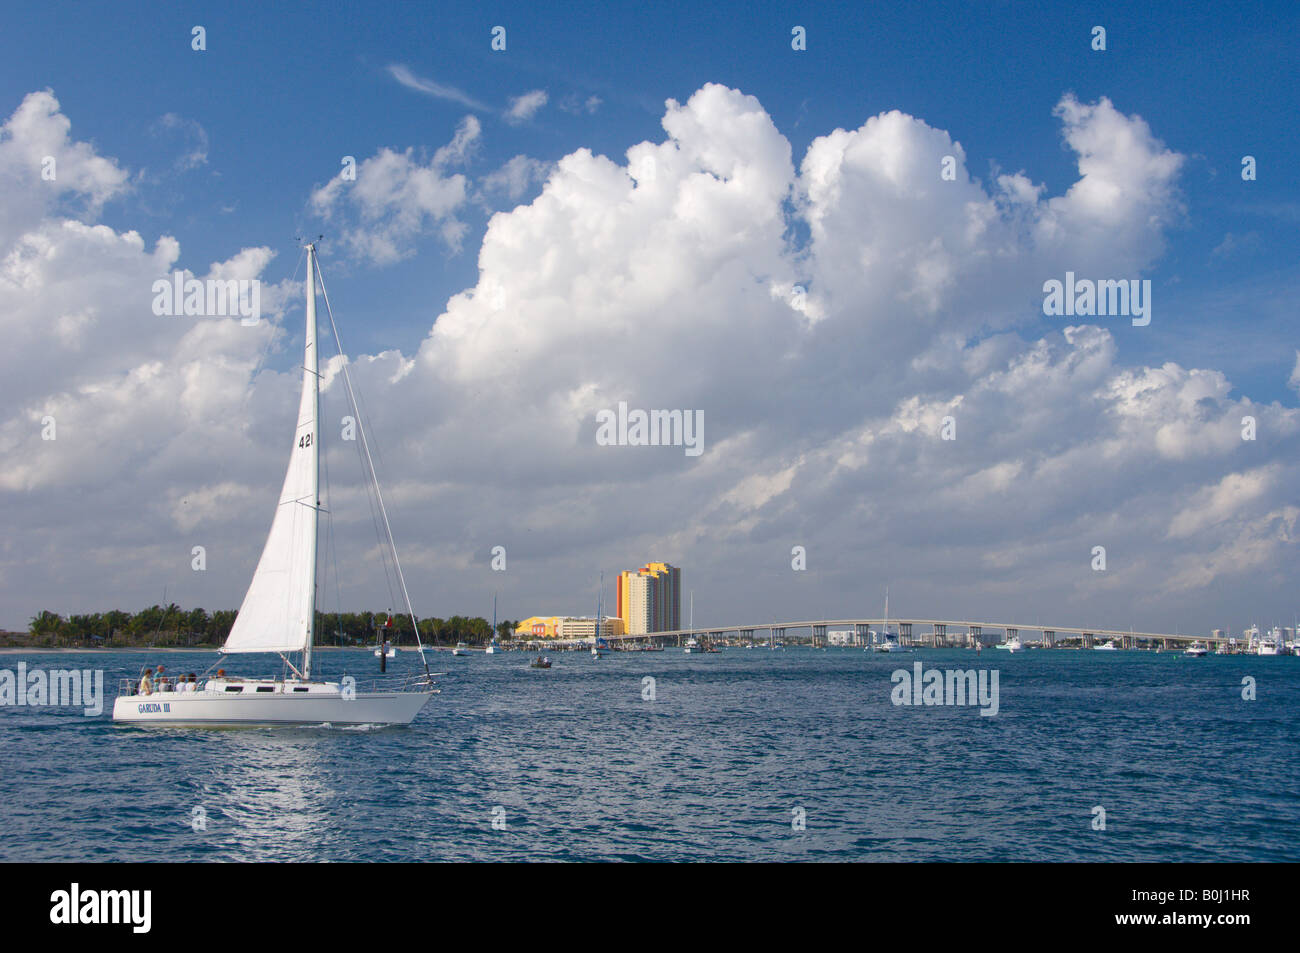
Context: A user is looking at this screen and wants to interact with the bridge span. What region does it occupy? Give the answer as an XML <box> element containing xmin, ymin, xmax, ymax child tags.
<box><xmin>598</xmin><ymin>619</ymin><xmax>1219</xmax><ymax>650</ymax></box>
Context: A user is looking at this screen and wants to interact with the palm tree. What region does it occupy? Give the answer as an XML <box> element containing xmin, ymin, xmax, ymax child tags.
<box><xmin>29</xmin><ymin>610</ymin><xmax>64</xmax><ymax>645</ymax></box>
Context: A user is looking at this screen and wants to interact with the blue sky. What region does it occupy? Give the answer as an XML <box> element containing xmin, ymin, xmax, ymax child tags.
<box><xmin>4</xmin><ymin>0</ymin><xmax>1295</xmax><ymax>387</ymax></box>
<box><xmin>0</xmin><ymin>1</ymin><xmax>1297</xmax><ymax>633</ymax></box>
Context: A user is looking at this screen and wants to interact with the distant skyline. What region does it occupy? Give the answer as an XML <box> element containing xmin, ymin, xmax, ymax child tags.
<box><xmin>1</xmin><ymin>2</ymin><xmax>1297</xmax><ymax>634</ymax></box>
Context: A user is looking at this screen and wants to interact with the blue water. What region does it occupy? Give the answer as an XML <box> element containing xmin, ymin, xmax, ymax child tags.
<box><xmin>1</xmin><ymin>647</ymin><xmax>1296</xmax><ymax>861</ymax></box>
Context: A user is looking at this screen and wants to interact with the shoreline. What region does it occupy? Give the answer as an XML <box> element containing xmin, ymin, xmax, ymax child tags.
<box><xmin>0</xmin><ymin>645</ymin><xmax>436</xmax><ymax>654</ymax></box>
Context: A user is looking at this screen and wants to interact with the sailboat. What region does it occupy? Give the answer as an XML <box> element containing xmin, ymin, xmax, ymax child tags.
<box><xmin>592</xmin><ymin>572</ymin><xmax>605</xmax><ymax>659</ymax></box>
<box><xmin>871</xmin><ymin>588</ymin><xmax>909</xmax><ymax>652</ymax></box>
<box><xmin>485</xmin><ymin>594</ymin><xmax>500</xmax><ymax>654</ymax></box>
<box><xmin>113</xmin><ymin>244</ymin><xmax>436</xmax><ymax>726</ymax></box>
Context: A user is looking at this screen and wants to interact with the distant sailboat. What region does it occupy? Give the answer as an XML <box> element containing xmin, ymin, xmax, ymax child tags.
<box><xmin>871</xmin><ymin>588</ymin><xmax>909</xmax><ymax>652</ymax></box>
<box><xmin>592</xmin><ymin>572</ymin><xmax>605</xmax><ymax>659</ymax></box>
<box><xmin>485</xmin><ymin>594</ymin><xmax>500</xmax><ymax>654</ymax></box>
<box><xmin>113</xmin><ymin>244</ymin><xmax>436</xmax><ymax>726</ymax></box>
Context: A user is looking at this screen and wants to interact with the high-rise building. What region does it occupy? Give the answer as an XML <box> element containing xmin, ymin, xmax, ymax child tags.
<box><xmin>617</xmin><ymin>561</ymin><xmax>681</xmax><ymax>633</ymax></box>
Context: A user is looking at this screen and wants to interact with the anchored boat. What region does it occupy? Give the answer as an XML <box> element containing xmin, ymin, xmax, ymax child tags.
<box><xmin>113</xmin><ymin>244</ymin><xmax>437</xmax><ymax>726</ymax></box>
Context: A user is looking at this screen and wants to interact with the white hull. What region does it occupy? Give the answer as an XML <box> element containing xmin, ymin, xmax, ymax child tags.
<box><xmin>113</xmin><ymin>683</ymin><xmax>434</xmax><ymax>726</ymax></box>
<box><xmin>995</xmin><ymin>641</ymin><xmax>1022</xmax><ymax>653</ymax></box>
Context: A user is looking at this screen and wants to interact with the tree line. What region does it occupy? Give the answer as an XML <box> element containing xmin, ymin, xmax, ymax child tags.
<box><xmin>7</xmin><ymin>606</ymin><xmax>519</xmax><ymax>649</ymax></box>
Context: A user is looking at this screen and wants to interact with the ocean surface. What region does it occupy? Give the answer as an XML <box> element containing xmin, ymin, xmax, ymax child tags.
<box><xmin>1</xmin><ymin>646</ymin><xmax>1297</xmax><ymax>862</ymax></box>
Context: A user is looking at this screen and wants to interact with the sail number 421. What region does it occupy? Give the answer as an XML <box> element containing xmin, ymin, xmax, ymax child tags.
<box><xmin>298</xmin><ymin>433</ymin><xmax>313</xmax><ymax>448</ymax></box>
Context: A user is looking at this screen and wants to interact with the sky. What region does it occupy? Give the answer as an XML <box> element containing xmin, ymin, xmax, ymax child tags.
<box><xmin>0</xmin><ymin>0</ymin><xmax>1296</xmax><ymax>635</ymax></box>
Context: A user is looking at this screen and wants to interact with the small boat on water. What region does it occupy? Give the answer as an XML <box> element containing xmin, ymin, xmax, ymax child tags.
<box><xmin>485</xmin><ymin>595</ymin><xmax>499</xmax><ymax>654</ymax></box>
<box><xmin>591</xmin><ymin>574</ymin><xmax>606</xmax><ymax>658</ymax></box>
<box><xmin>684</xmin><ymin>637</ymin><xmax>701</xmax><ymax>654</ymax></box>
<box><xmin>1184</xmin><ymin>643</ymin><xmax>1208</xmax><ymax>657</ymax></box>
<box><xmin>1093</xmin><ymin>640</ymin><xmax>1118</xmax><ymax>651</ymax></box>
<box><xmin>1257</xmin><ymin>627</ymin><xmax>1281</xmax><ymax>655</ymax></box>
<box><xmin>869</xmin><ymin>592</ymin><xmax>910</xmax><ymax>652</ymax></box>
<box><xmin>530</xmin><ymin>656</ymin><xmax>552</xmax><ymax>669</ymax></box>
<box><xmin>451</xmin><ymin>642</ymin><xmax>471</xmax><ymax>656</ymax></box>
<box><xmin>995</xmin><ymin>638</ymin><xmax>1023</xmax><ymax>653</ymax></box>
<box><xmin>112</xmin><ymin>244</ymin><xmax>436</xmax><ymax>727</ymax></box>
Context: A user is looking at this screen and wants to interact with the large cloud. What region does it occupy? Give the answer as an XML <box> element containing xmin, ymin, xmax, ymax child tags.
<box><xmin>0</xmin><ymin>84</ymin><xmax>1296</xmax><ymax>634</ymax></box>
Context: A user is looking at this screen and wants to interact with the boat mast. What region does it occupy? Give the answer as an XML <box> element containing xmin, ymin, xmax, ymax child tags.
<box><xmin>884</xmin><ymin>586</ymin><xmax>889</xmax><ymax>642</ymax></box>
<box><xmin>303</xmin><ymin>243</ymin><xmax>321</xmax><ymax>679</ymax></box>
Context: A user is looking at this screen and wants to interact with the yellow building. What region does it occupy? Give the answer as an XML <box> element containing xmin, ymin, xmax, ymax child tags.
<box><xmin>557</xmin><ymin>616</ymin><xmax>626</xmax><ymax>640</ymax></box>
<box><xmin>514</xmin><ymin>616</ymin><xmax>561</xmax><ymax>639</ymax></box>
<box><xmin>514</xmin><ymin>615</ymin><xmax>626</xmax><ymax>640</ymax></box>
<box><xmin>616</xmin><ymin>562</ymin><xmax>681</xmax><ymax>634</ymax></box>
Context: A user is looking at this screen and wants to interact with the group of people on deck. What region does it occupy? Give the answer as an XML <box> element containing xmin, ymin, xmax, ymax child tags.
<box><xmin>136</xmin><ymin>665</ymin><xmax>200</xmax><ymax>695</ymax></box>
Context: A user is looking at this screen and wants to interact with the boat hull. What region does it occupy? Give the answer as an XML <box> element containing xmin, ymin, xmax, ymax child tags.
<box><xmin>112</xmin><ymin>689</ymin><xmax>434</xmax><ymax>726</ymax></box>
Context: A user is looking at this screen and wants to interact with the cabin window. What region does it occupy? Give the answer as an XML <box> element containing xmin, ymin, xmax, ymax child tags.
<box><xmin>293</xmin><ymin>687</ymin><xmax>309</xmax><ymax>693</ymax></box>
<box><xmin>256</xmin><ymin>686</ymin><xmax>274</xmax><ymax>693</ymax></box>
<box><xmin>224</xmin><ymin>686</ymin><xmax>243</xmax><ymax>693</ymax></box>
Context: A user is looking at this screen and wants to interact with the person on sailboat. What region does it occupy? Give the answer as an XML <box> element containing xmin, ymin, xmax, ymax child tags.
<box><xmin>155</xmin><ymin>665</ymin><xmax>169</xmax><ymax>692</ymax></box>
<box><xmin>137</xmin><ymin>668</ymin><xmax>154</xmax><ymax>696</ymax></box>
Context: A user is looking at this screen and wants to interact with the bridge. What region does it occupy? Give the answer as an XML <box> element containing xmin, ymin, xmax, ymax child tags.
<box><xmin>580</xmin><ymin>619</ymin><xmax>1221</xmax><ymax>651</ymax></box>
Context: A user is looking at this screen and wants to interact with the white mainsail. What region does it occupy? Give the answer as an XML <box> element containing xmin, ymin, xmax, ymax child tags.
<box><xmin>223</xmin><ymin>248</ymin><xmax>320</xmax><ymax>656</ymax></box>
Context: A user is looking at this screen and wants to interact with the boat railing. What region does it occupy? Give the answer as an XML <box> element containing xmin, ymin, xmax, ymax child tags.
<box><xmin>116</xmin><ymin>676</ymin><xmax>197</xmax><ymax>696</ymax></box>
<box><xmin>118</xmin><ymin>673</ymin><xmax>439</xmax><ymax>697</ymax></box>
<box><xmin>344</xmin><ymin>673</ymin><xmax>442</xmax><ymax>694</ymax></box>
